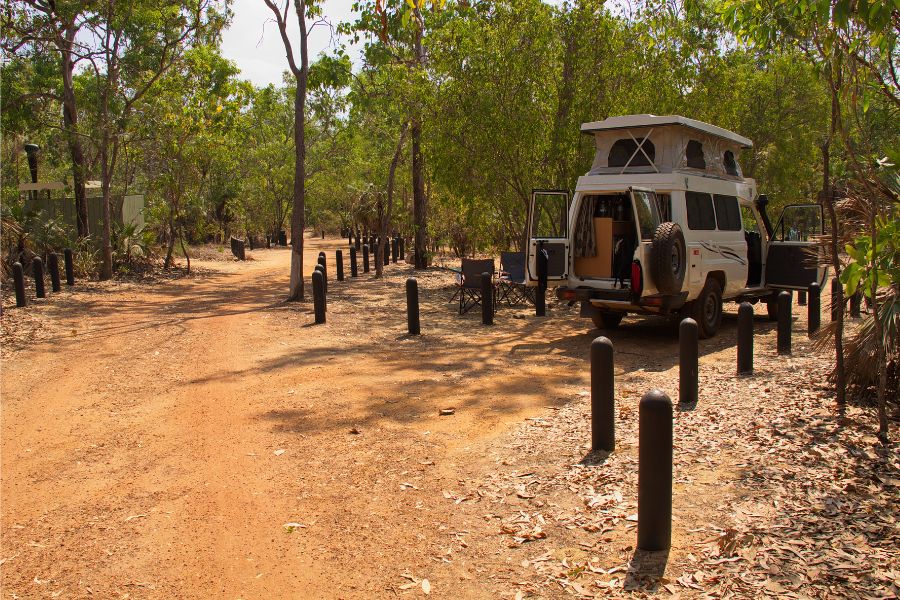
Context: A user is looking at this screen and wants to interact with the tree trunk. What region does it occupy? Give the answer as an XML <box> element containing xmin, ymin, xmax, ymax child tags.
<box><xmin>61</xmin><ymin>24</ymin><xmax>89</xmax><ymax>237</ymax></box>
<box><xmin>287</xmin><ymin>2</ymin><xmax>309</xmax><ymax>301</ymax></box>
<box><xmin>549</xmin><ymin>11</ymin><xmax>577</xmax><ymax>189</ymax></box>
<box><xmin>411</xmin><ymin>120</ymin><xmax>427</xmax><ymax>268</ymax></box>
<box><xmin>99</xmin><ymin>134</ymin><xmax>114</xmax><ymax>280</ymax></box>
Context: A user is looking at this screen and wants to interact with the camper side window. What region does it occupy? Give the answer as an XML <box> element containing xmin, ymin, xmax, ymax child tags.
<box><xmin>686</xmin><ymin>192</ymin><xmax>716</xmax><ymax>230</ymax></box>
<box><xmin>713</xmin><ymin>195</ymin><xmax>742</xmax><ymax>230</ymax></box>
<box><xmin>609</xmin><ymin>139</ymin><xmax>655</xmax><ymax>168</ymax></box>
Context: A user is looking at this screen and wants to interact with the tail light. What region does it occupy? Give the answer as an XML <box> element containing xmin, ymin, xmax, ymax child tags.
<box><xmin>562</xmin><ymin>289</ymin><xmax>577</xmax><ymax>301</ymax></box>
<box><xmin>630</xmin><ymin>261</ymin><xmax>643</xmax><ymax>297</ymax></box>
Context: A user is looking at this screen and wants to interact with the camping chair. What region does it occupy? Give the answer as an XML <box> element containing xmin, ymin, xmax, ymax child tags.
<box><xmin>457</xmin><ymin>258</ymin><xmax>496</xmax><ymax>315</ymax></box>
<box><xmin>497</xmin><ymin>252</ymin><xmax>534</xmax><ymax>306</ymax></box>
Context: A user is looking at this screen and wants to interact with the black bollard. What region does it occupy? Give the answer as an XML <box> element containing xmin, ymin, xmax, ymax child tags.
<box><xmin>679</xmin><ymin>318</ymin><xmax>698</xmax><ymax>404</ymax></box>
<box><xmin>591</xmin><ymin>336</ymin><xmax>615</xmax><ymax>452</ymax></box>
<box><xmin>481</xmin><ymin>272</ymin><xmax>493</xmax><ymax>325</ymax></box>
<box><xmin>831</xmin><ymin>277</ymin><xmax>840</xmax><ymax>322</ymax></box>
<box><xmin>406</xmin><ymin>278</ymin><xmax>420</xmax><ymax>335</ymax></box>
<box><xmin>248</xmin><ymin>236</ymin><xmax>254</xmax><ymax>251</ymax></box>
<box><xmin>383</xmin><ymin>243</ymin><xmax>390</xmax><ymax>267</ymax></box>
<box><xmin>535</xmin><ymin>244</ymin><xmax>548</xmax><ymax>317</ymax></box>
<box><xmin>850</xmin><ymin>290</ymin><xmax>861</xmax><ymax>318</ymax></box>
<box><xmin>808</xmin><ymin>282</ymin><xmax>821</xmax><ymax>336</ymax></box>
<box><xmin>777</xmin><ymin>290</ymin><xmax>792</xmax><ymax>355</ymax></box>
<box><xmin>350</xmin><ymin>247</ymin><xmax>358</xmax><ymax>277</ymax></box>
<box><xmin>399</xmin><ymin>237</ymin><xmax>405</xmax><ymax>261</ymax></box>
<box><xmin>798</xmin><ymin>289</ymin><xmax>806</xmax><ymax>306</ymax></box>
<box><xmin>64</xmin><ymin>248</ymin><xmax>75</xmax><ymax>285</ymax></box>
<box><xmin>321</xmin><ymin>231</ymin><xmax>325</xmax><ymax>240</ymax></box>
<box><xmin>637</xmin><ymin>389</ymin><xmax>673</xmax><ymax>552</ymax></box>
<box><xmin>33</xmin><ymin>256</ymin><xmax>45</xmax><ymax>298</ymax></box>
<box><xmin>363</xmin><ymin>244</ymin><xmax>370</xmax><ymax>273</ymax></box>
<box><xmin>13</xmin><ymin>262</ymin><xmax>27</xmax><ymax>307</ymax></box>
<box><xmin>317</xmin><ymin>257</ymin><xmax>327</xmax><ymax>294</ymax></box>
<box><xmin>391</xmin><ymin>238</ymin><xmax>398</xmax><ymax>264</ymax></box>
<box><xmin>336</xmin><ymin>250</ymin><xmax>344</xmax><ymax>281</ymax></box>
<box><xmin>737</xmin><ymin>302</ymin><xmax>753</xmax><ymax>375</ymax></box>
<box><xmin>312</xmin><ymin>270</ymin><xmax>326</xmax><ymax>324</ymax></box>
<box><xmin>349</xmin><ymin>231</ymin><xmax>353</xmax><ymax>246</ymax></box>
<box><xmin>48</xmin><ymin>253</ymin><xmax>61</xmax><ymax>292</ymax></box>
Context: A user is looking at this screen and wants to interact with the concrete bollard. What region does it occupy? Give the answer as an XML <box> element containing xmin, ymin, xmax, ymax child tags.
<box><xmin>535</xmin><ymin>244</ymin><xmax>548</xmax><ymax>317</ymax></box>
<box><xmin>33</xmin><ymin>256</ymin><xmax>46</xmax><ymax>298</ymax></box>
<box><xmin>679</xmin><ymin>318</ymin><xmax>698</xmax><ymax>404</ymax></box>
<box><xmin>336</xmin><ymin>250</ymin><xmax>344</xmax><ymax>281</ymax></box>
<box><xmin>481</xmin><ymin>272</ymin><xmax>493</xmax><ymax>325</ymax></box>
<box><xmin>350</xmin><ymin>247</ymin><xmax>358</xmax><ymax>277</ymax></box>
<box><xmin>808</xmin><ymin>282</ymin><xmax>821</xmax><ymax>335</ymax></box>
<box><xmin>591</xmin><ymin>336</ymin><xmax>615</xmax><ymax>452</ymax></box>
<box><xmin>363</xmin><ymin>244</ymin><xmax>370</xmax><ymax>273</ymax></box>
<box><xmin>64</xmin><ymin>249</ymin><xmax>75</xmax><ymax>285</ymax></box>
<box><xmin>798</xmin><ymin>289</ymin><xmax>806</xmax><ymax>306</ymax></box>
<box><xmin>13</xmin><ymin>262</ymin><xmax>27</xmax><ymax>307</ymax></box>
<box><xmin>850</xmin><ymin>291</ymin><xmax>861</xmax><ymax>318</ymax></box>
<box><xmin>48</xmin><ymin>253</ymin><xmax>61</xmax><ymax>292</ymax></box>
<box><xmin>777</xmin><ymin>291</ymin><xmax>792</xmax><ymax>355</ymax></box>
<box><xmin>312</xmin><ymin>269</ymin><xmax>326</xmax><ymax>324</ymax></box>
<box><xmin>737</xmin><ymin>302</ymin><xmax>754</xmax><ymax>375</ymax></box>
<box><xmin>638</xmin><ymin>389</ymin><xmax>673</xmax><ymax>552</ymax></box>
<box><xmin>831</xmin><ymin>277</ymin><xmax>840</xmax><ymax>322</ymax></box>
<box><xmin>406</xmin><ymin>278</ymin><xmax>420</xmax><ymax>335</ymax></box>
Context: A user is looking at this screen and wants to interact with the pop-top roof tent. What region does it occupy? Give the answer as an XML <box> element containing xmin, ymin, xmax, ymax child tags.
<box><xmin>580</xmin><ymin>114</ymin><xmax>753</xmax><ymax>181</ymax></box>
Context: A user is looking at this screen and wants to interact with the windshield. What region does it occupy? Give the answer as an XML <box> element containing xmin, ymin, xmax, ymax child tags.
<box><xmin>632</xmin><ymin>189</ymin><xmax>661</xmax><ymax>240</ymax></box>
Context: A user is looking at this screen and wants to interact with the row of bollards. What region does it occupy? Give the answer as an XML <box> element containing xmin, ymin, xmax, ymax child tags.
<box><xmin>589</xmin><ymin>335</ymin><xmax>672</xmax><ymax>550</ymax></box>
<box><xmin>11</xmin><ymin>250</ymin><xmax>76</xmax><ymax>308</ymax></box>
<box><xmin>310</xmin><ymin>240</ymin><xmax>408</xmax><ymax>325</ymax></box>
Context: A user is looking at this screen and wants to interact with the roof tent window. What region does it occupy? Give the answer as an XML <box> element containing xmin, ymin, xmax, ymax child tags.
<box><xmin>686</xmin><ymin>140</ymin><xmax>706</xmax><ymax>169</ymax></box>
<box><xmin>608</xmin><ymin>138</ymin><xmax>655</xmax><ymax>168</ymax></box>
<box><xmin>686</xmin><ymin>191</ymin><xmax>716</xmax><ymax>230</ymax></box>
<box><xmin>724</xmin><ymin>150</ymin><xmax>740</xmax><ymax>176</ymax></box>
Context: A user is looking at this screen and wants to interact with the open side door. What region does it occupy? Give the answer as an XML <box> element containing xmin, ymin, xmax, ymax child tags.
<box><xmin>765</xmin><ymin>203</ymin><xmax>827</xmax><ymax>290</ymax></box>
<box><xmin>526</xmin><ymin>189</ymin><xmax>570</xmax><ymax>284</ymax></box>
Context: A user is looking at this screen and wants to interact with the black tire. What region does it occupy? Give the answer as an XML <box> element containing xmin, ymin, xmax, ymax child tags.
<box><xmin>650</xmin><ymin>222</ymin><xmax>686</xmax><ymax>295</ymax></box>
<box><xmin>592</xmin><ymin>311</ymin><xmax>624</xmax><ymax>330</ymax></box>
<box><xmin>683</xmin><ymin>278</ymin><xmax>723</xmax><ymax>339</ymax></box>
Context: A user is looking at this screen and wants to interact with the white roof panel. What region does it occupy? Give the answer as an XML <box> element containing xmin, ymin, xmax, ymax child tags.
<box><xmin>580</xmin><ymin>114</ymin><xmax>753</xmax><ymax>149</ymax></box>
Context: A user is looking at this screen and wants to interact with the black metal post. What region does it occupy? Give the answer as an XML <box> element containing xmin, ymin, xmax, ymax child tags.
<box><xmin>64</xmin><ymin>248</ymin><xmax>75</xmax><ymax>286</ymax></box>
<box><xmin>406</xmin><ymin>278</ymin><xmax>420</xmax><ymax>335</ymax></box>
<box><xmin>637</xmin><ymin>389</ymin><xmax>673</xmax><ymax>552</ymax></box>
<box><xmin>355</xmin><ymin>234</ymin><xmax>361</xmax><ymax>251</ymax></box>
<box><xmin>248</xmin><ymin>236</ymin><xmax>254</xmax><ymax>251</ymax></box>
<box><xmin>391</xmin><ymin>238</ymin><xmax>398</xmax><ymax>263</ymax></box>
<box><xmin>481</xmin><ymin>272</ymin><xmax>493</xmax><ymax>325</ymax></box>
<box><xmin>679</xmin><ymin>318</ymin><xmax>698</xmax><ymax>404</ymax></box>
<box><xmin>399</xmin><ymin>237</ymin><xmax>405</xmax><ymax>260</ymax></box>
<box><xmin>777</xmin><ymin>290</ymin><xmax>792</xmax><ymax>355</ymax></box>
<box><xmin>336</xmin><ymin>250</ymin><xmax>344</xmax><ymax>281</ymax></box>
<box><xmin>48</xmin><ymin>253</ymin><xmax>61</xmax><ymax>292</ymax></box>
<box><xmin>363</xmin><ymin>244</ymin><xmax>370</xmax><ymax>273</ymax></box>
<box><xmin>536</xmin><ymin>244</ymin><xmax>547</xmax><ymax>317</ymax></box>
<box><xmin>33</xmin><ymin>256</ymin><xmax>45</xmax><ymax>298</ymax></box>
<box><xmin>737</xmin><ymin>302</ymin><xmax>753</xmax><ymax>375</ymax></box>
<box><xmin>316</xmin><ymin>258</ymin><xmax>327</xmax><ymax>295</ymax></box>
<box><xmin>831</xmin><ymin>277</ymin><xmax>840</xmax><ymax>322</ymax></box>
<box><xmin>312</xmin><ymin>270</ymin><xmax>326</xmax><ymax>324</ymax></box>
<box><xmin>798</xmin><ymin>289</ymin><xmax>806</xmax><ymax>306</ymax></box>
<box><xmin>591</xmin><ymin>336</ymin><xmax>615</xmax><ymax>452</ymax></box>
<box><xmin>383</xmin><ymin>243</ymin><xmax>390</xmax><ymax>266</ymax></box>
<box><xmin>350</xmin><ymin>247</ymin><xmax>358</xmax><ymax>277</ymax></box>
<box><xmin>13</xmin><ymin>262</ymin><xmax>27</xmax><ymax>307</ymax></box>
<box><xmin>809</xmin><ymin>282</ymin><xmax>821</xmax><ymax>335</ymax></box>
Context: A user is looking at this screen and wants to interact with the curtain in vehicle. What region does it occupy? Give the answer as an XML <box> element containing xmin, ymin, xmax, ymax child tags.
<box><xmin>573</xmin><ymin>196</ymin><xmax>596</xmax><ymax>258</ymax></box>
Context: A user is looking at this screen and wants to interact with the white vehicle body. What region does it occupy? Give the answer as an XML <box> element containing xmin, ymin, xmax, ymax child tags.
<box><xmin>527</xmin><ymin>115</ymin><xmax>826</xmax><ymax>337</ymax></box>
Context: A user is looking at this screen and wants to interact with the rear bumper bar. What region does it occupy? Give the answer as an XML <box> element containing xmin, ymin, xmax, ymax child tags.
<box><xmin>556</xmin><ymin>286</ymin><xmax>688</xmax><ymax>313</ymax></box>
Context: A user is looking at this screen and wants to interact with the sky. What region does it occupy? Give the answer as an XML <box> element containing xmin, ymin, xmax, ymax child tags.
<box><xmin>219</xmin><ymin>0</ymin><xmax>363</xmax><ymax>88</ymax></box>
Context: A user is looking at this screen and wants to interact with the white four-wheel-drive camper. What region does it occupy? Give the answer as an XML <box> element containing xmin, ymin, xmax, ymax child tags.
<box><xmin>526</xmin><ymin>114</ymin><xmax>827</xmax><ymax>338</ymax></box>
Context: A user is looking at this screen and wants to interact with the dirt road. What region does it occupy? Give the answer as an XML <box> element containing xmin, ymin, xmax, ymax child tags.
<box><xmin>3</xmin><ymin>237</ymin><xmax>896</xmax><ymax>599</ymax></box>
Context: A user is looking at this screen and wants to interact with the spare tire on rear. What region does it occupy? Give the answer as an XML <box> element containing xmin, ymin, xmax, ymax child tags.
<box><xmin>650</xmin><ymin>222</ymin><xmax>686</xmax><ymax>295</ymax></box>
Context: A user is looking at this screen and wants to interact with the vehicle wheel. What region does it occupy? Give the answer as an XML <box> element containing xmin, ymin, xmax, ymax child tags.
<box><xmin>684</xmin><ymin>278</ymin><xmax>723</xmax><ymax>338</ymax></box>
<box><xmin>765</xmin><ymin>293</ymin><xmax>779</xmax><ymax>321</ymax></box>
<box><xmin>592</xmin><ymin>311</ymin><xmax>624</xmax><ymax>330</ymax></box>
<box><xmin>650</xmin><ymin>222</ymin><xmax>686</xmax><ymax>295</ymax></box>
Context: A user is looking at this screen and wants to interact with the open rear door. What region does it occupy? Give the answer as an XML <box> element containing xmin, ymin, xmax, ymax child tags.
<box><xmin>526</xmin><ymin>189</ymin><xmax>570</xmax><ymax>284</ymax></box>
<box><xmin>765</xmin><ymin>203</ymin><xmax>826</xmax><ymax>290</ymax></box>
